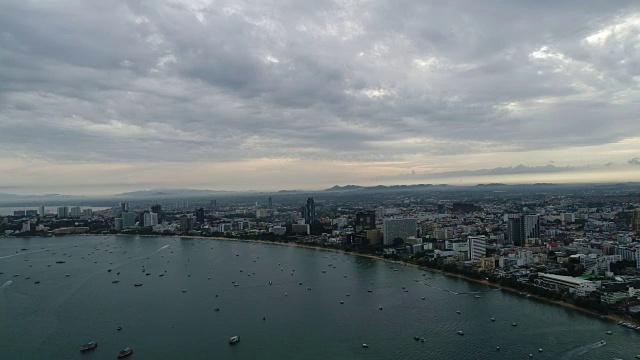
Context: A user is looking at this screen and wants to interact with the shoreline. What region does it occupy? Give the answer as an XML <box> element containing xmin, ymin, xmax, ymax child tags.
<box><xmin>176</xmin><ymin>235</ymin><xmax>640</xmax><ymax>328</ymax></box>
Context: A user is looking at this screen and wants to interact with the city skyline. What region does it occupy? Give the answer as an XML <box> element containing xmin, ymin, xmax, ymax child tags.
<box><xmin>2</xmin><ymin>1</ymin><xmax>640</xmax><ymax>194</ymax></box>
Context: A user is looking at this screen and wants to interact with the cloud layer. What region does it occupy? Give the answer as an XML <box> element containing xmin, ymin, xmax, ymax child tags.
<box><xmin>1</xmin><ymin>0</ymin><xmax>640</xmax><ymax>192</ymax></box>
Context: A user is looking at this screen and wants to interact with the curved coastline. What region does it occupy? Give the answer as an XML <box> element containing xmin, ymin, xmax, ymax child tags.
<box><xmin>173</xmin><ymin>234</ymin><xmax>640</xmax><ymax>328</ymax></box>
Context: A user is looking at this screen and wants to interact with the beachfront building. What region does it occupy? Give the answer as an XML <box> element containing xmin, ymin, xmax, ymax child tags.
<box><xmin>536</xmin><ymin>273</ymin><xmax>598</xmax><ymax>297</ymax></box>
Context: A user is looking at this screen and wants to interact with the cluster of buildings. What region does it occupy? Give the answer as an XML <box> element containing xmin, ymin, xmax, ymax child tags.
<box><xmin>2</xmin><ymin>191</ymin><xmax>640</xmax><ymax>313</ymax></box>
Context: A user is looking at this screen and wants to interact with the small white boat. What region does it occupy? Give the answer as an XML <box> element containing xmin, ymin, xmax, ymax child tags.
<box><xmin>362</xmin><ymin>343</ymin><xmax>368</xmax><ymax>348</ymax></box>
<box><xmin>457</xmin><ymin>331</ymin><xmax>464</xmax><ymax>336</ymax></box>
<box><xmin>538</xmin><ymin>348</ymin><xmax>543</xmax><ymax>352</ymax></box>
<box><xmin>229</xmin><ymin>335</ymin><xmax>240</xmax><ymax>344</ymax></box>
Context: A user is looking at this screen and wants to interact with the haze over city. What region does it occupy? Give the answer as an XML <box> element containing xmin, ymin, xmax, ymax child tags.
<box><xmin>2</xmin><ymin>0</ymin><xmax>640</xmax><ymax>195</ymax></box>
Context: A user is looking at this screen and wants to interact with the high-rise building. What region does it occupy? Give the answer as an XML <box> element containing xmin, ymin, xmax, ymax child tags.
<box><xmin>151</xmin><ymin>204</ymin><xmax>163</xmax><ymax>222</ymax></box>
<box><xmin>507</xmin><ymin>214</ymin><xmax>540</xmax><ymax>246</ymax></box>
<box><xmin>210</xmin><ymin>200</ymin><xmax>217</xmax><ymax>210</ymax></box>
<box><xmin>196</xmin><ymin>208</ymin><xmax>205</xmax><ymax>224</ymax></box>
<box><xmin>355</xmin><ymin>211</ymin><xmax>376</xmax><ymax>232</ymax></box>
<box><xmin>632</xmin><ymin>209</ymin><xmax>640</xmax><ymax>231</ymax></box>
<box><xmin>38</xmin><ymin>205</ymin><xmax>46</xmax><ymax>217</ymax></box>
<box><xmin>524</xmin><ymin>215</ymin><xmax>540</xmax><ymax>240</ymax></box>
<box><xmin>70</xmin><ymin>206</ymin><xmax>82</xmax><ymax>218</ymax></box>
<box><xmin>120</xmin><ymin>202</ymin><xmax>130</xmax><ymax>213</ymax></box>
<box><xmin>144</xmin><ymin>212</ymin><xmax>158</xmax><ymax>227</ymax></box>
<box><xmin>376</xmin><ymin>207</ymin><xmax>385</xmax><ymax>220</ymax></box>
<box><xmin>303</xmin><ymin>198</ymin><xmax>316</xmax><ymax>224</ymax></box>
<box><xmin>121</xmin><ymin>212</ymin><xmax>136</xmax><ymax>228</ymax></box>
<box><xmin>180</xmin><ymin>214</ymin><xmax>196</xmax><ymax>231</ymax></box>
<box><xmin>25</xmin><ymin>210</ymin><xmax>38</xmax><ymax>217</ymax></box>
<box><xmin>57</xmin><ymin>206</ymin><xmax>69</xmax><ymax>219</ymax></box>
<box><xmin>507</xmin><ymin>214</ymin><xmax>524</xmax><ymax>246</ymax></box>
<box><xmin>268</xmin><ymin>196</ymin><xmax>273</xmax><ymax>209</ymax></box>
<box><xmin>383</xmin><ymin>218</ymin><xmax>417</xmax><ymax>245</ymax></box>
<box><xmin>82</xmin><ymin>208</ymin><xmax>93</xmax><ymax>218</ymax></box>
<box><xmin>468</xmin><ymin>235</ymin><xmax>487</xmax><ymax>261</ymax></box>
<box><xmin>22</xmin><ymin>221</ymin><xmax>31</xmax><ymax>232</ymax></box>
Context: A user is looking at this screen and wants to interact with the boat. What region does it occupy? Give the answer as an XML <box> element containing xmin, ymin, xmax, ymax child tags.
<box><xmin>182</xmin><ymin>289</ymin><xmax>187</xmax><ymax>293</ymax></box>
<box><xmin>599</xmin><ymin>340</ymin><xmax>606</xmax><ymax>345</ymax></box>
<box><xmin>65</xmin><ymin>274</ymin><xmax>70</xmax><ymax>277</ymax></box>
<box><xmin>635</xmin><ymin>355</ymin><xmax>640</xmax><ymax>359</ymax></box>
<box><xmin>112</xmin><ymin>280</ymin><xmax>120</xmax><ymax>283</ymax></box>
<box><xmin>117</xmin><ymin>347</ymin><xmax>133</xmax><ymax>358</ymax></box>
<box><xmin>457</xmin><ymin>331</ymin><xmax>464</xmax><ymax>336</ymax></box>
<box><xmin>56</xmin><ymin>261</ymin><xmax>65</xmax><ymax>264</ymax></box>
<box><xmin>116</xmin><ymin>326</ymin><xmax>123</xmax><ymax>331</ymax></box>
<box><xmin>511</xmin><ymin>322</ymin><xmax>518</xmax><ymax>327</ymax></box>
<box><xmin>421</xmin><ymin>297</ymin><xmax>425</xmax><ymax>300</ymax></box>
<box><xmin>367</xmin><ymin>290</ymin><xmax>373</xmax><ymax>293</ymax></box>
<box><xmin>214</xmin><ymin>308</ymin><xmax>220</xmax><ymax>312</ymax></box>
<box><xmin>134</xmin><ymin>283</ymin><xmax>142</xmax><ymax>287</ymax></box>
<box><xmin>538</xmin><ymin>348</ymin><xmax>543</xmax><ymax>352</ymax></box>
<box><xmin>340</xmin><ymin>301</ymin><xmax>344</xmax><ymax>304</ymax></box>
<box><xmin>496</xmin><ymin>346</ymin><xmax>500</xmax><ymax>351</ymax></box>
<box><xmin>456</xmin><ymin>311</ymin><xmax>461</xmax><ymax>314</ymax></box>
<box><xmin>490</xmin><ymin>318</ymin><xmax>496</xmax><ymax>322</ymax></box>
<box><xmin>474</xmin><ymin>295</ymin><xmax>482</xmax><ymax>298</ymax></box>
<box><xmin>362</xmin><ymin>343</ymin><xmax>368</xmax><ymax>348</ymax></box>
<box><xmin>79</xmin><ymin>341</ymin><xmax>98</xmax><ymax>351</ymax></box>
<box><xmin>606</xmin><ymin>331</ymin><xmax>613</xmax><ymax>335</ymax></box>
<box><xmin>421</xmin><ymin>338</ymin><xmax>425</xmax><ymax>342</ymax></box>
<box><xmin>413</xmin><ymin>336</ymin><xmax>420</xmax><ymax>341</ymax></box>
<box><xmin>229</xmin><ymin>335</ymin><xmax>240</xmax><ymax>344</ymax></box>
<box><xmin>159</xmin><ymin>274</ymin><xmax>164</xmax><ymax>277</ymax></box>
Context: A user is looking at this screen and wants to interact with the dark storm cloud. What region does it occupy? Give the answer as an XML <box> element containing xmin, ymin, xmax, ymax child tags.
<box><xmin>1</xmin><ymin>0</ymin><xmax>640</xmax><ymax>165</ymax></box>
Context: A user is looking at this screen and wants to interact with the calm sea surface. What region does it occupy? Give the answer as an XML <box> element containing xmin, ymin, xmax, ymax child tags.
<box><xmin>1</xmin><ymin>235</ymin><xmax>639</xmax><ymax>360</ymax></box>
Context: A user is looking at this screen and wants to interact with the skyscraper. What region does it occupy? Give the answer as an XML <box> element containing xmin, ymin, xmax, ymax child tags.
<box><xmin>355</xmin><ymin>211</ymin><xmax>376</xmax><ymax>232</ymax></box>
<box><xmin>268</xmin><ymin>196</ymin><xmax>273</xmax><ymax>209</ymax></box>
<box><xmin>144</xmin><ymin>212</ymin><xmax>158</xmax><ymax>227</ymax></box>
<box><xmin>120</xmin><ymin>202</ymin><xmax>130</xmax><ymax>213</ymax></box>
<box><xmin>524</xmin><ymin>215</ymin><xmax>540</xmax><ymax>240</ymax></box>
<box><xmin>507</xmin><ymin>214</ymin><xmax>524</xmax><ymax>246</ymax></box>
<box><xmin>507</xmin><ymin>214</ymin><xmax>540</xmax><ymax>246</ymax></box>
<box><xmin>57</xmin><ymin>206</ymin><xmax>69</xmax><ymax>219</ymax></box>
<box><xmin>210</xmin><ymin>200</ymin><xmax>217</xmax><ymax>210</ymax></box>
<box><xmin>196</xmin><ymin>208</ymin><xmax>205</xmax><ymax>224</ymax></box>
<box><xmin>70</xmin><ymin>206</ymin><xmax>81</xmax><ymax>218</ymax></box>
<box><xmin>632</xmin><ymin>209</ymin><xmax>640</xmax><ymax>231</ymax></box>
<box><xmin>38</xmin><ymin>205</ymin><xmax>46</xmax><ymax>217</ymax></box>
<box><xmin>303</xmin><ymin>198</ymin><xmax>316</xmax><ymax>224</ymax></box>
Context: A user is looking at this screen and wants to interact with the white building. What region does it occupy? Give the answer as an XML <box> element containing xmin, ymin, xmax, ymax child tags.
<box><xmin>516</xmin><ymin>250</ymin><xmax>533</xmax><ymax>266</ymax></box>
<box><xmin>561</xmin><ymin>213</ymin><xmax>575</xmax><ymax>223</ymax></box>
<box><xmin>70</xmin><ymin>206</ymin><xmax>82</xmax><ymax>218</ymax></box>
<box><xmin>383</xmin><ymin>218</ymin><xmax>417</xmax><ymax>245</ymax></box>
<box><xmin>22</xmin><ymin>221</ymin><xmax>31</xmax><ymax>232</ymax></box>
<box><xmin>467</xmin><ymin>235</ymin><xmax>487</xmax><ymax>262</ymax></box>
<box><xmin>38</xmin><ymin>205</ymin><xmax>46</xmax><ymax>217</ymax></box>
<box><xmin>537</xmin><ymin>273</ymin><xmax>598</xmax><ymax>297</ymax></box>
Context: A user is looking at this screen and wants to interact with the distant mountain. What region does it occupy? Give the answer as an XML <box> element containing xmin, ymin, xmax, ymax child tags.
<box><xmin>116</xmin><ymin>188</ymin><xmax>232</xmax><ymax>197</ymax></box>
<box><xmin>323</xmin><ymin>185</ymin><xmax>365</xmax><ymax>192</ymax></box>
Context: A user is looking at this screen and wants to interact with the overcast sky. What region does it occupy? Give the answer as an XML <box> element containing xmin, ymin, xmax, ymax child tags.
<box><xmin>1</xmin><ymin>0</ymin><xmax>640</xmax><ymax>194</ymax></box>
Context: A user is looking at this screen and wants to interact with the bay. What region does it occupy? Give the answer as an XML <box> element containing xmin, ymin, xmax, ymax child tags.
<box><xmin>1</xmin><ymin>235</ymin><xmax>639</xmax><ymax>359</ymax></box>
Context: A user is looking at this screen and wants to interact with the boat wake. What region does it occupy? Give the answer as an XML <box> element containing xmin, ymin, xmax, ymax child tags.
<box><xmin>155</xmin><ymin>245</ymin><xmax>170</xmax><ymax>252</ymax></box>
<box><xmin>559</xmin><ymin>341</ymin><xmax>606</xmax><ymax>359</ymax></box>
<box><xmin>1</xmin><ymin>280</ymin><xmax>12</xmax><ymax>288</ymax></box>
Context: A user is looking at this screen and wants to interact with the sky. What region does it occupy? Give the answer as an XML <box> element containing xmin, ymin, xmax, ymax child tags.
<box><xmin>1</xmin><ymin>0</ymin><xmax>640</xmax><ymax>195</ymax></box>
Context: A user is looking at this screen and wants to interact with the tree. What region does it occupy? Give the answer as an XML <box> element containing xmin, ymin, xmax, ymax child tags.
<box><xmin>392</xmin><ymin>237</ymin><xmax>404</xmax><ymax>247</ymax></box>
